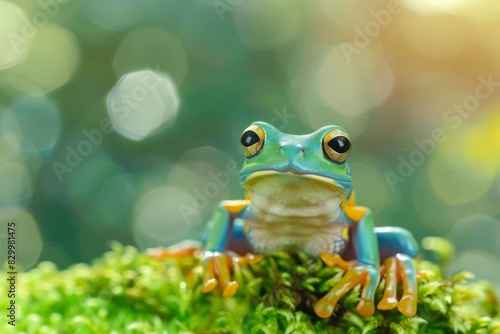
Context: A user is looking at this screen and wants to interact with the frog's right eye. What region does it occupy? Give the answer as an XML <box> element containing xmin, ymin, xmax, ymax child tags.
<box><xmin>240</xmin><ymin>124</ymin><xmax>265</xmax><ymax>158</ymax></box>
<box><xmin>322</xmin><ymin>129</ymin><xmax>351</xmax><ymax>164</ymax></box>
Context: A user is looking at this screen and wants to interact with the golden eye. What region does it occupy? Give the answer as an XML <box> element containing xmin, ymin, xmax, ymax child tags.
<box><xmin>240</xmin><ymin>124</ymin><xmax>265</xmax><ymax>158</ymax></box>
<box><xmin>322</xmin><ymin>129</ymin><xmax>351</xmax><ymax>163</ymax></box>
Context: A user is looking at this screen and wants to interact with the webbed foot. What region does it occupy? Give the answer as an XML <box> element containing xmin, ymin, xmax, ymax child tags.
<box><xmin>314</xmin><ymin>252</ymin><xmax>380</xmax><ymax>318</ymax></box>
<box><xmin>147</xmin><ymin>242</ymin><xmax>263</xmax><ymax>298</ymax></box>
<box><xmin>202</xmin><ymin>251</ymin><xmax>263</xmax><ymax>297</ymax></box>
<box><xmin>201</xmin><ymin>251</ymin><xmax>238</xmax><ymax>297</ymax></box>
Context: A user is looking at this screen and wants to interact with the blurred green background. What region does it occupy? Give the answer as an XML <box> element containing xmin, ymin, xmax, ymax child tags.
<box><xmin>1</xmin><ymin>0</ymin><xmax>500</xmax><ymax>287</ymax></box>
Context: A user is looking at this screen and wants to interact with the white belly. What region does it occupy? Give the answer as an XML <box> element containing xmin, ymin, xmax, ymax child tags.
<box><xmin>244</xmin><ymin>217</ymin><xmax>349</xmax><ymax>257</ymax></box>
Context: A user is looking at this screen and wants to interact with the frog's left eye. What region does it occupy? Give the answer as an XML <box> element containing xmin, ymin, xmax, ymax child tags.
<box><xmin>241</xmin><ymin>124</ymin><xmax>265</xmax><ymax>158</ymax></box>
<box><xmin>322</xmin><ymin>129</ymin><xmax>351</xmax><ymax>163</ymax></box>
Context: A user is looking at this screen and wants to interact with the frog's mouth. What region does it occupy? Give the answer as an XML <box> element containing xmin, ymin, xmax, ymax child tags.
<box><xmin>243</xmin><ymin>171</ymin><xmax>349</xmax><ymax>218</ymax></box>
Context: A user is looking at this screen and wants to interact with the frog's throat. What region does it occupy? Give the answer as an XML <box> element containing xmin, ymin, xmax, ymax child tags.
<box><xmin>242</xmin><ymin>171</ymin><xmax>349</xmax><ymax>219</ymax></box>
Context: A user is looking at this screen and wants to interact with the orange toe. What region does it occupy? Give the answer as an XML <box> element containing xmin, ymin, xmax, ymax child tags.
<box><xmin>314</xmin><ymin>299</ymin><xmax>335</xmax><ymax>318</ymax></box>
<box><xmin>377</xmin><ymin>297</ymin><xmax>398</xmax><ymax>310</ymax></box>
<box><xmin>247</xmin><ymin>254</ymin><xmax>264</xmax><ymax>265</ymax></box>
<box><xmin>222</xmin><ymin>281</ymin><xmax>239</xmax><ymax>297</ymax></box>
<box><xmin>357</xmin><ymin>298</ymin><xmax>375</xmax><ymax>317</ymax></box>
<box><xmin>397</xmin><ymin>295</ymin><xmax>417</xmax><ymax>316</ymax></box>
<box><xmin>202</xmin><ymin>278</ymin><xmax>218</xmax><ymax>293</ymax></box>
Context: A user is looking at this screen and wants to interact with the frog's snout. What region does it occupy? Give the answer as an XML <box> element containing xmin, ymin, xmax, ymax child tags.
<box><xmin>278</xmin><ymin>143</ymin><xmax>306</xmax><ymax>157</ymax></box>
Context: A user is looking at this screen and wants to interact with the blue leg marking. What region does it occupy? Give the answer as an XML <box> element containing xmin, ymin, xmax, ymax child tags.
<box><xmin>375</xmin><ymin>226</ymin><xmax>419</xmax><ymax>262</ymax></box>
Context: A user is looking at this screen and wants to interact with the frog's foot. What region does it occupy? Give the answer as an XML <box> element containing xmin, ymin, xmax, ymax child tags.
<box><xmin>231</xmin><ymin>252</ymin><xmax>264</xmax><ymax>266</ymax></box>
<box><xmin>202</xmin><ymin>251</ymin><xmax>239</xmax><ymax>297</ymax></box>
<box><xmin>377</xmin><ymin>254</ymin><xmax>417</xmax><ymax>317</ymax></box>
<box><xmin>314</xmin><ymin>252</ymin><xmax>380</xmax><ymax>318</ymax></box>
<box><xmin>147</xmin><ymin>240</ymin><xmax>202</xmax><ymax>260</ymax></box>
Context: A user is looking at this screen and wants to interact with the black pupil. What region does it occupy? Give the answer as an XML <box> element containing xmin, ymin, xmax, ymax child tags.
<box><xmin>328</xmin><ymin>136</ymin><xmax>350</xmax><ymax>153</ymax></box>
<box><xmin>241</xmin><ymin>130</ymin><xmax>260</xmax><ymax>147</ymax></box>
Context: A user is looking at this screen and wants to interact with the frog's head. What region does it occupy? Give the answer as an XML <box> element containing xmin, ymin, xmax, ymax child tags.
<box><xmin>239</xmin><ymin>121</ymin><xmax>354</xmax><ymax>218</ymax></box>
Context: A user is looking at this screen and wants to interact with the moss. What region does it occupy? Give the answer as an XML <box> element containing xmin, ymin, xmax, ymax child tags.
<box><xmin>1</xmin><ymin>241</ymin><xmax>499</xmax><ymax>334</ymax></box>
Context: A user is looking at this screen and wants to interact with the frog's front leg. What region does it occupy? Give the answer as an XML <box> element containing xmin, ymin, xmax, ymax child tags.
<box><xmin>201</xmin><ymin>200</ymin><xmax>249</xmax><ymax>297</ymax></box>
<box><xmin>314</xmin><ymin>207</ymin><xmax>380</xmax><ymax>318</ymax></box>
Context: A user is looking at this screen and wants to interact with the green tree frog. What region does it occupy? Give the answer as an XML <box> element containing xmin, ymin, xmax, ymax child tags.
<box><xmin>152</xmin><ymin>121</ymin><xmax>419</xmax><ymax>318</ymax></box>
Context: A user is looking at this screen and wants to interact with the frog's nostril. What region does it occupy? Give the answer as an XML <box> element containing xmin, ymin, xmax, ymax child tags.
<box><xmin>278</xmin><ymin>144</ymin><xmax>305</xmax><ymax>156</ymax></box>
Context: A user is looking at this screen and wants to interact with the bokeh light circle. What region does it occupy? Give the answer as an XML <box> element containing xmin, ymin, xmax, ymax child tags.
<box><xmin>9</xmin><ymin>25</ymin><xmax>80</xmax><ymax>93</ymax></box>
<box><xmin>82</xmin><ymin>0</ymin><xmax>141</xmax><ymax>31</ymax></box>
<box><xmin>133</xmin><ymin>185</ymin><xmax>200</xmax><ymax>250</ymax></box>
<box><xmin>0</xmin><ymin>161</ymin><xmax>32</xmax><ymax>204</ymax></box>
<box><xmin>1</xmin><ymin>95</ymin><xmax>61</xmax><ymax>156</ymax></box>
<box><xmin>317</xmin><ymin>47</ymin><xmax>394</xmax><ymax>115</ymax></box>
<box><xmin>318</xmin><ymin>0</ymin><xmax>391</xmax><ymax>32</ymax></box>
<box><xmin>0</xmin><ymin>135</ymin><xmax>14</xmax><ymax>163</ymax></box>
<box><xmin>113</xmin><ymin>28</ymin><xmax>188</xmax><ymax>85</ymax></box>
<box><xmin>166</xmin><ymin>146</ymin><xmax>241</xmax><ymax>224</ymax></box>
<box><xmin>287</xmin><ymin>47</ymin><xmax>370</xmax><ymax>136</ymax></box>
<box><xmin>447</xmin><ymin>215</ymin><xmax>500</xmax><ymax>257</ymax></box>
<box><xmin>106</xmin><ymin>70</ymin><xmax>180</xmax><ymax>141</ymax></box>
<box><xmin>428</xmin><ymin>134</ymin><xmax>496</xmax><ymax>205</ymax></box>
<box><xmin>461</xmin><ymin>111</ymin><xmax>500</xmax><ymax>170</ymax></box>
<box><xmin>0</xmin><ymin>207</ymin><xmax>43</xmax><ymax>270</ymax></box>
<box><xmin>449</xmin><ymin>250</ymin><xmax>500</xmax><ymax>287</ymax></box>
<box><xmin>0</xmin><ymin>1</ymin><xmax>33</xmax><ymax>69</ymax></box>
<box><xmin>401</xmin><ymin>0</ymin><xmax>465</xmax><ymax>15</ymax></box>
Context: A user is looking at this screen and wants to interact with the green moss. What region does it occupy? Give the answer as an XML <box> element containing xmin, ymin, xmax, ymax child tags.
<box><xmin>1</xmin><ymin>242</ymin><xmax>499</xmax><ymax>333</ymax></box>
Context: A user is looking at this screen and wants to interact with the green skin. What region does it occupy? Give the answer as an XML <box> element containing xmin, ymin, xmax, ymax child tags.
<box><xmin>201</xmin><ymin>121</ymin><xmax>419</xmax><ymax>318</ymax></box>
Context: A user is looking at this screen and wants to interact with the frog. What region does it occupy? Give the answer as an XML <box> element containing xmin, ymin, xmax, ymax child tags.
<box><xmin>150</xmin><ymin>121</ymin><xmax>419</xmax><ymax>318</ymax></box>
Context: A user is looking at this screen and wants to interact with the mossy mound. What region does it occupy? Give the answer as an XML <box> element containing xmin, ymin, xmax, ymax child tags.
<box><xmin>1</xmin><ymin>242</ymin><xmax>499</xmax><ymax>333</ymax></box>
